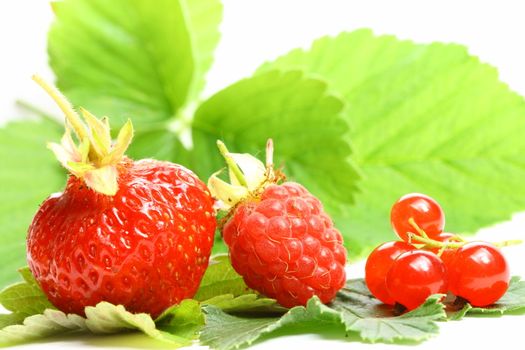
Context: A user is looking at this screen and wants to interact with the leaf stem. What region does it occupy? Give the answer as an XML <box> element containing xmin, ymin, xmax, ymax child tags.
<box><xmin>216</xmin><ymin>140</ymin><xmax>248</xmax><ymax>187</ymax></box>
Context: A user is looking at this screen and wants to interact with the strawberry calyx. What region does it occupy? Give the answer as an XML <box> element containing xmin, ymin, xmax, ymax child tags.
<box><xmin>208</xmin><ymin>139</ymin><xmax>284</xmax><ymax>210</ymax></box>
<box><xmin>32</xmin><ymin>75</ymin><xmax>133</xmax><ymax>196</ymax></box>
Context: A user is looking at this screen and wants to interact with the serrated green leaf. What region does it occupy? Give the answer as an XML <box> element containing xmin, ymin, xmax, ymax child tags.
<box><xmin>202</xmin><ymin>294</ymin><xmax>283</xmax><ymax>314</ymax></box>
<box><xmin>49</xmin><ymin>0</ymin><xmax>222</xmax><ymax>129</ymax></box>
<box><xmin>0</xmin><ymin>301</ymin><xmax>201</xmax><ymax>347</ymax></box>
<box><xmin>0</xmin><ymin>268</ymin><xmax>55</xmax><ymax>317</ymax></box>
<box><xmin>17</xmin><ymin>267</ymin><xmax>39</xmax><ymax>285</ymax></box>
<box><xmin>182</xmin><ymin>0</ymin><xmax>223</xmax><ymax>101</ymax></box>
<box><xmin>200</xmin><ymin>278</ymin><xmax>446</xmax><ymax>350</ymax></box>
<box><xmin>155</xmin><ymin>299</ymin><xmax>205</xmax><ymax>339</ymax></box>
<box><xmin>127</xmin><ymin>127</ymin><xmax>193</xmax><ymax>166</ymax></box>
<box><xmin>191</xmin><ymin>70</ymin><xmax>359</xmax><ymax>214</ymax></box>
<box><xmin>449</xmin><ymin>276</ymin><xmax>525</xmax><ymax>320</ymax></box>
<box><xmin>194</xmin><ymin>255</ymin><xmax>254</xmax><ymax>301</ymax></box>
<box><xmin>257</xmin><ymin>29</ymin><xmax>525</xmax><ymax>258</ymax></box>
<box><xmin>333</xmin><ymin>279</ymin><xmax>446</xmax><ymax>342</ymax></box>
<box><xmin>200</xmin><ymin>306</ymin><xmax>288</xmax><ymax>350</ymax></box>
<box><xmin>0</xmin><ymin>308</ymin><xmax>86</xmax><ymax>345</ymax></box>
<box><xmin>0</xmin><ymin>313</ymin><xmax>25</xmax><ymax>329</ymax></box>
<box><xmin>0</xmin><ymin>120</ymin><xmax>63</xmax><ymax>287</ymax></box>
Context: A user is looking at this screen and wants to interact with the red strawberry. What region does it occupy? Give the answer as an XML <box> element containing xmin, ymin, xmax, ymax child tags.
<box><xmin>27</xmin><ymin>76</ymin><xmax>216</xmax><ymax>317</ymax></box>
<box><xmin>209</xmin><ymin>140</ymin><xmax>347</xmax><ymax>308</ymax></box>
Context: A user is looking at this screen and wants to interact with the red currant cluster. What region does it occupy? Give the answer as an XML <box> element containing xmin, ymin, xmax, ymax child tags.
<box><xmin>365</xmin><ymin>193</ymin><xmax>511</xmax><ymax>311</ymax></box>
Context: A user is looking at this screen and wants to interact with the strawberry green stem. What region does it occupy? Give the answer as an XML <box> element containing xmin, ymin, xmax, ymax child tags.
<box><xmin>32</xmin><ymin>75</ymin><xmax>88</xmax><ymax>141</ymax></box>
<box><xmin>216</xmin><ymin>140</ymin><xmax>248</xmax><ymax>187</ymax></box>
<box><xmin>265</xmin><ymin>139</ymin><xmax>275</xmax><ymax>182</ymax></box>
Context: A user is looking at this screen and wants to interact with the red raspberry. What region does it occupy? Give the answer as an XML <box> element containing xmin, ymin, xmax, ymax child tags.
<box><xmin>210</xmin><ymin>140</ymin><xmax>347</xmax><ymax>308</ymax></box>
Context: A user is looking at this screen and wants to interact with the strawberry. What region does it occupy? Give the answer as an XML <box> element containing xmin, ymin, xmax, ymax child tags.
<box><xmin>208</xmin><ymin>140</ymin><xmax>347</xmax><ymax>308</ymax></box>
<box><xmin>26</xmin><ymin>76</ymin><xmax>216</xmax><ymax>317</ymax></box>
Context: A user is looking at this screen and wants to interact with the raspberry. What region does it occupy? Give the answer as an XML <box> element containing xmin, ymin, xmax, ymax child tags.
<box><xmin>209</xmin><ymin>140</ymin><xmax>347</xmax><ymax>308</ymax></box>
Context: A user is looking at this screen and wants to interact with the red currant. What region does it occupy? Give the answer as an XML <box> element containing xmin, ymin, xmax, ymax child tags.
<box><xmin>386</xmin><ymin>250</ymin><xmax>448</xmax><ymax>310</ymax></box>
<box><xmin>365</xmin><ymin>241</ymin><xmax>414</xmax><ymax>304</ymax></box>
<box><xmin>391</xmin><ymin>193</ymin><xmax>445</xmax><ymax>242</ymax></box>
<box><xmin>448</xmin><ymin>242</ymin><xmax>509</xmax><ymax>307</ymax></box>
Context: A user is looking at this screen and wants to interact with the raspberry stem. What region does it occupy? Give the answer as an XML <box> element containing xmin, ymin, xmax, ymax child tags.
<box><xmin>216</xmin><ymin>140</ymin><xmax>248</xmax><ymax>187</ymax></box>
<box><xmin>265</xmin><ymin>139</ymin><xmax>275</xmax><ymax>182</ymax></box>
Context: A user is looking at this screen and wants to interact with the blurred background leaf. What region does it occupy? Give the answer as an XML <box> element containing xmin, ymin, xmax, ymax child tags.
<box><xmin>258</xmin><ymin>29</ymin><xmax>525</xmax><ymax>255</ymax></box>
<box><xmin>49</xmin><ymin>0</ymin><xmax>222</xmax><ymax>128</ymax></box>
<box><xmin>191</xmin><ymin>70</ymin><xmax>357</xmax><ymax>212</ymax></box>
<box><xmin>0</xmin><ymin>120</ymin><xmax>63</xmax><ymax>285</ymax></box>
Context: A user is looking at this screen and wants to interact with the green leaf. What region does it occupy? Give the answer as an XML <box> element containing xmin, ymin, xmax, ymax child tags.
<box><xmin>0</xmin><ymin>301</ymin><xmax>201</xmax><ymax>347</ymax></box>
<box><xmin>333</xmin><ymin>279</ymin><xmax>446</xmax><ymax>342</ymax></box>
<box><xmin>200</xmin><ymin>279</ymin><xmax>446</xmax><ymax>350</ymax></box>
<box><xmin>257</xmin><ymin>29</ymin><xmax>525</xmax><ymax>258</ymax></box>
<box><xmin>191</xmin><ymin>70</ymin><xmax>359</xmax><ymax>214</ymax></box>
<box><xmin>194</xmin><ymin>255</ymin><xmax>254</xmax><ymax>301</ymax></box>
<box><xmin>182</xmin><ymin>0</ymin><xmax>223</xmax><ymax>100</ymax></box>
<box><xmin>0</xmin><ymin>120</ymin><xmax>63</xmax><ymax>287</ymax></box>
<box><xmin>200</xmin><ymin>306</ymin><xmax>289</xmax><ymax>350</ymax></box>
<box><xmin>0</xmin><ymin>309</ymin><xmax>86</xmax><ymax>345</ymax></box>
<box><xmin>0</xmin><ymin>313</ymin><xmax>25</xmax><ymax>329</ymax></box>
<box><xmin>202</xmin><ymin>294</ymin><xmax>283</xmax><ymax>314</ymax></box>
<box><xmin>156</xmin><ymin>299</ymin><xmax>205</xmax><ymax>339</ymax></box>
<box><xmin>449</xmin><ymin>276</ymin><xmax>525</xmax><ymax>320</ymax></box>
<box><xmin>49</xmin><ymin>0</ymin><xmax>222</xmax><ymax>129</ymax></box>
<box><xmin>192</xmin><ymin>255</ymin><xmax>283</xmax><ymax>313</ymax></box>
<box><xmin>0</xmin><ymin>268</ymin><xmax>55</xmax><ymax>317</ymax></box>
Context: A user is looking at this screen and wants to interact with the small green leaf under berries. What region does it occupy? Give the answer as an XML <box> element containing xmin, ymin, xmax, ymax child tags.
<box><xmin>202</xmin><ymin>294</ymin><xmax>284</xmax><ymax>314</ymax></box>
<box><xmin>449</xmin><ymin>276</ymin><xmax>525</xmax><ymax>320</ymax></box>
<box><xmin>0</xmin><ymin>313</ymin><xmax>25</xmax><ymax>329</ymax></box>
<box><xmin>0</xmin><ymin>301</ymin><xmax>203</xmax><ymax>347</ymax></box>
<box><xmin>333</xmin><ymin>279</ymin><xmax>446</xmax><ymax>342</ymax></box>
<box><xmin>0</xmin><ymin>267</ymin><xmax>55</xmax><ymax>318</ymax></box>
<box><xmin>194</xmin><ymin>255</ymin><xmax>254</xmax><ymax>301</ymax></box>
<box><xmin>155</xmin><ymin>299</ymin><xmax>205</xmax><ymax>339</ymax></box>
<box><xmin>201</xmin><ymin>298</ymin><xmax>342</xmax><ymax>350</ymax></box>
<box><xmin>200</xmin><ymin>279</ymin><xmax>446</xmax><ymax>350</ymax></box>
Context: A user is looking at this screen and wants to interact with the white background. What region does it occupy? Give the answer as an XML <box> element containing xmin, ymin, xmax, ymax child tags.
<box><xmin>1</xmin><ymin>0</ymin><xmax>525</xmax><ymax>349</ymax></box>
